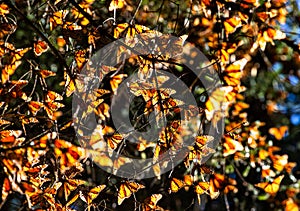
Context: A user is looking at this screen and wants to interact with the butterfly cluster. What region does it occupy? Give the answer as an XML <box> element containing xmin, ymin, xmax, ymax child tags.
<box><xmin>0</xmin><ymin>0</ymin><xmax>299</xmax><ymax>210</ymax></box>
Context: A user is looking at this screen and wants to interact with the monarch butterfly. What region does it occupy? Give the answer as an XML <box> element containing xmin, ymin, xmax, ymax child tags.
<box><xmin>142</xmin><ymin>194</ymin><xmax>163</xmax><ymax>211</ymax></box>
<box><xmin>284</xmin><ymin>162</ymin><xmax>296</xmax><ymax>174</ymax></box>
<box><xmin>109</xmin><ymin>0</ymin><xmax>126</xmax><ymax>11</ymax></box>
<box><xmin>169</xmin><ymin>178</ymin><xmax>186</xmax><ymax>193</ymax></box>
<box><xmin>118</xmin><ymin>181</ymin><xmax>145</xmax><ymax>205</ymax></box>
<box><xmin>263</xmin><ymin>28</ymin><xmax>286</xmax><ymax>42</ymax></box>
<box><xmin>28</xmin><ymin>101</ymin><xmax>44</xmax><ymax>116</ymax></box>
<box><xmin>255</xmin><ymin>175</ymin><xmax>284</xmax><ymax>195</ymax></box>
<box><xmin>54</xmin><ymin>193</ymin><xmax>80</xmax><ymax>211</ymax></box>
<box><xmin>0</xmin><ymin>130</ymin><xmax>22</xmax><ymax>144</ymax></box>
<box><xmin>0</xmin><ymin>118</ymin><xmax>10</xmax><ymax>126</ymax></box>
<box><xmin>222</xmin><ymin>58</ymin><xmax>248</xmax><ymax>87</ymax></box>
<box><xmin>195</xmin><ymin>135</ymin><xmax>214</xmax><ymax>148</ymax></box>
<box><xmin>0</xmin><ymin>19</ymin><xmax>16</xmax><ymax>39</ymax></box>
<box><xmin>224</xmin><ymin>16</ymin><xmax>241</xmax><ymax>34</ymax></box>
<box><xmin>113</xmin><ymin>23</ymin><xmax>151</xmax><ymax>39</ymax></box>
<box><xmin>79</xmin><ymin>185</ymin><xmax>106</xmax><ymax>205</ymax></box>
<box><xmin>1</xmin><ymin>177</ymin><xmax>11</xmax><ymax>202</ymax></box>
<box><xmin>210</xmin><ymin>173</ymin><xmax>225</xmax><ymax>187</ymax></box>
<box><xmin>223</xmin><ymin>134</ymin><xmax>244</xmax><ymax>157</ymax></box>
<box><xmin>94</xmin><ymin>89</ymin><xmax>111</xmax><ymax>98</ymax></box>
<box><xmin>64</xmin><ymin>72</ymin><xmax>75</xmax><ymax>97</ymax></box>
<box><xmin>136</xmin><ymin>136</ymin><xmax>156</xmax><ymax>151</ymax></box>
<box><xmin>54</xmin><ymin>139</ymin><xmax>85</xmax><ymax>169</ymax></box>
<box><xmin>0</xmin><ymin>3</ymin><xmax>9</xmax><ymax>16</ymax></box>
<box><xmin>64</xmin><ymin>163</ymin><xmax>84</xmax><ymax>179</ymax></box>
<box><xmin>183</xmin><ymin>175</ymin><xmax>194</xmax><ymax>186</ymax></box>
<box><xmin>64</xmin><ymin>73</ymin><xmax>86</xmax><ymax>97</ymax></box>
<box><xmin>38</xmin><ymin>69</ymin><xmax>56</xmax><ymax>78</ymax></box>
<box><xmin>44</xmin><ymin>91</ymin><xmax>65</xmax><ymax>120</ymax></box>
<box><xmin>62</xmin><ymin>179</ymin><xmax>85</xmax><ymax>201</ymax></box>
<box><xmin>95</xmin><ymin>102</ymin><xmax>110</xmax><ymax>120</ymax></box>
<box><xmin>106</xmin><ymin>133</ymin><xmax>123</xmax><ymax>149</ymax></box>
<box><xmin>283</xmin><ymin>198</ymin><xmax>299</xmax><ymax>211</ymax></box>
<box><xmin>28</xmin><ymin>181</ymin><xmax>62</xmax><ymax>208</ymax></box>
<box><xmin>261</xmin><ymin>167</ymin><xmax>276</xmax><ymax>178</ymax></box>
<box><xmin>232</xmin><ymin>101</ymin><xmax>249</xmax><ymax>116</ymax></box>
<box><xmin>1</xmin><ymin>47</ymin><xmax>30</xmax><ymax>84</ymax></box>
<box><xmin>269</xmin><ymin>126</ymin><xmax>288</xmax><ymax>140</ymax></box>
<box><xmin>63</xmin><ymin>22</ymin><xmax>83</xmax><ymax>31</ymax></box>
<box><xmin>110</xmin><ymin>74</ymin><xmax>127</xmax><ymax>93</ymax></box>
<box><xmin>187</xmin><ymin>136</ymin><xmax>215</xmax><ymax>162</ymax></box>
<box><xmin>136</xmin><ymin>57</ymin><xmax>153</xmax><ymax>79</ymax></box>
<box><xmin>258</xmin><ymin>149</ymin><xmax>269</xmax><ymax>160</ymax></box>
<box><xmin>56</xmin><ymin>36</ymin><xmax>66</xmax><ymax>48</ymax></box>
<box><xmin>82</xmin><ymin>98</ymin><xmax>104</xmax><ymax>119</ymax></box>
<box><xmin>23</xmin><ymin>164</ymin><xmax>48</xmax><ymax>177</ymax></box>
<box><xmin>271</xmin><ymin>154</ymin><xmax>288</xmax><ymax>172</ymax></box>
<box><xmin>34</xmin><ymin>40</ymin><xmax>49</xmax><ymax>56</ymax></box>
<box><xmin>239</xmin><ymin>0</ymin><xmax>259</xmax><ymax>8</ymax></box>
<box><xmin>195</xmin><ymin>181</ymin><xmax>210</xmax><ymax>195</ymax></box>
<box><xmin>253</xmin><ymin>27</ymin><xmax>286</xmax><ymax>51</ymax></box>
<box><xmin>20</xmin><ymin>181</ymin><xmax>37</xmax><ymax>206</ymax></box>
<box><xmin>75</xmin><ymin>49</ymin><xmax>86</xmax><ymax>70</ymax></box>
<box><xmin>49</xmin><ymin>10</ymin><xmax>68</xmax><ymax>30</ymax></box>
<box><xmin>99</xmin><ymin>65</ymin><xmax>117</xmax><ymax>75</ymax></box>
<box><xmin>163</xmin><ymin>97</ymin><xmax>183</xmax><ymax>113</ymax></box>
<box><xmin>209</xmin><ymin>173</ymin><xmax>238</xmax><ymax>195</ymax></box>
<box><xmin>185</xmin><ymin>148</ymin><xmax>207</xmax><ymax>166</ymax></box>
<box><xmin>208</xmin><ymin>180</ymin><xmax>220</xmax><ymax>199</ymax></box>
<box><xmin>205</xmin><ymin>86</ymin><xmax>234</xmax><ymax>124</ymax></box>
<box><xmin>199</xmin><ymin>164</ymin><xmax>214</xmax><ymax>174</ymax></box>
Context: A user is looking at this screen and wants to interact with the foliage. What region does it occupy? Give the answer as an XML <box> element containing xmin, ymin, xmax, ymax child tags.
<box><xmin>0</xmin><ymin>0</ymin><xmax>300</xmax><ymax>210</ymax></box>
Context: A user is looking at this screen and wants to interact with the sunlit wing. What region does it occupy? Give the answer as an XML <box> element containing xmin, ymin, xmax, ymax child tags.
<box><xmin>34</xmin><ymin>40</ymin><xmax>49</xmax><ymax>56</ymax></box>
<box><xmin>168</xmin><ymin>178</ymin><xmax>185</xmax><ymax>193</ymax></box>
<box><xmin>79</xmin><ymin>185</ymin><xmax>106</xmax><ymax>205</ymax></box>
<box><xmin>255</xmin><ymin>175</ymin><xmax>284</xmax><ymax>195</ymax></box>
<box><xmin>118</xmin><ymin>181</ymin><xmax>145</xmax><ymax>205</ymax></box>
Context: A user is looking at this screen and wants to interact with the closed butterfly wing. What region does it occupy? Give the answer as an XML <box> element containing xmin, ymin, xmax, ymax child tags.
<box><xmin>205</xmin><ymin>86</ymin><xmax>233</xmax><ymax>122</ymax></box>
<box><xmin>2</xmin><ymin>177</ymin><xmax>11</xmax><ymax>202</ymax></box>
<box><xmin>195</xmin><ymin>181</ymin><xmax>210</xmax><ymax>195</ymax></box>
<box><xmin>46</xmin><ymin>90</ymin><xmax>63</xmax><ymax>102</ymax></box>
<box><xmin>143</xmin><ymin>194</ymin><xmax>163</xmax><ymax>211</ymax></box>
<box><xmin>118</xmin><ymin>181</ymin><xmax>145</xmax><ymax>205</ymax></box>
<box><xmin>224</xmin><ymin>16</ymin><xmax>241</xmax><ymax>34</ymax></box>
<box><xmin>39</xmin><ymin>69</ymin><xmax>56</xmax><ymax>78</ymax></box>
<box><xmin>195</xmin><ymin>135</ymin><xmax>214</xmax><ymax>148</ymax></box>
<box><xmin>169</xmin><ymin>178</ymin><xmax>185</xmax><ymax>193</ymax></box>
<box><xmin>110</xmin><ymin>74</ymin><xmax>127</xmax><ymax>93</ymax></box>
<box><xmin>63</xmin><ymin>179</ymin><xmax>85</xmax><ymax>201</ymax></box>
<box><xmin>80</xmin><ymin>185</ymin><xmax>106</xmax><ymax>205</ymax></box>
<box><xmin>109</xmin><ymin>0</ymin><xmax>126</xmax><ymax>11</ymax></box>
<box><xmin>95</xmin><ymin>103</ymin><xmax>110</xmax><ymax>120</ymax></box>
<box><xmin>34</xmin><ymin>40</ymin><xmax>49</xmax><ymax>56</ymax></box>
<box><xmin>223</xmin><ymin>134</ymin><xmax>244</xmax><ymax>157</ymax></box>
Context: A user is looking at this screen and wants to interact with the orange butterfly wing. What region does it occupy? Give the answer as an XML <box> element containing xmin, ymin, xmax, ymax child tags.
<box><xmin>34</xmin><ymin>40</ymin><xmax>49</xmax><ymax>56</ymax></box>
<box><xmin>118</xmin><ymin>181</ymin><xmax>145</xmax><ymax>205</ymax></box>
<box><xmin>269</xmin><ymin>126</ymin><xmax>288</xmax><ymax>140</ymax></box>
<box><xmin>80</xmin><ymin>185</ymin><xmax>106</xmax><ymax>204</ymax></box>
<box><xmin>255</xmin><ymin>175</ymin><xmax>284</xmax><ymax>195</ymax></box>
<box><xmin>110</xmin><ymin>74</ymin><xmax>127</xmax><ymax>93</ymax></box>
<box><xmin>195</xmin><ymin>181</ymin><xmax>210</xmax><ymax>195</ymax></box>
<box><xmin>169</xmin><ymin>178</ymin><xmax>185</xmax><ymax>193</ymax></box>
<box><xmin>143</xmin><ymin>194</ymin><xmax>163</xmax><ymax>211</ymax></box>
